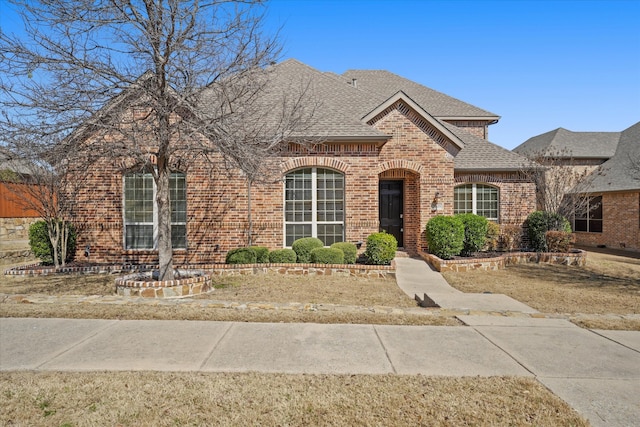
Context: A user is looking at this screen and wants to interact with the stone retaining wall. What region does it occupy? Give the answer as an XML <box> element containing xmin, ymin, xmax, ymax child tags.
<box><xmin>0</xmin><ymin>217</ymin><xmax>38</xmax><ymax>241</ymax></box>
<box><xmin>420</xmin><ymin>250</ymin><xmax>586</xmax><ymax>272</ymax></box>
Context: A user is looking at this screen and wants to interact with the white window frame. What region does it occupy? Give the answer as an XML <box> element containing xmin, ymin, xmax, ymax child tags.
<box><xmin>283</xmin><ymin>167</ymin><xmax>345</xmax><ymax>247</ymax></box>
<box><xmin>454</xmin><ymin>183</ymin><xmax>499</xmax><ymax>221</ymax></box>
<box><xmin>123</xmin><ymin>171</ymin><xmax>186</xmax><ymax>250</ymax></box>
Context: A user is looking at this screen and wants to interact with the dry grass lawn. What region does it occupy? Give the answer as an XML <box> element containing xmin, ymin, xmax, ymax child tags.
<box><xmin>0</xmin><ymin>371</ymin><xmax>587</xmax><ymax>426</ymax></box>
<box><xmin>443</xmin><ymin>250</ymin><xmax>640</xmax><ymax>329</ymax></box>
<box><xmin>0</xmin><ymin>273</ymin><xmax>460</xmax><ymax>326</ymax></box>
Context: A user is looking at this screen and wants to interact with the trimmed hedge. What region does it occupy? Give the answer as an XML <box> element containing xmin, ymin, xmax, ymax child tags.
<box><xmin>330</xmin><ymin>242</ymin><xmax>357</xmax><ymax>264</ymax></box>
<box><xmin>310</xmin><ymin>247</ymin><xmax>345</xmax><ymax>264</ymax></box>
<box><xmin>484</xmin><ymin>221</ymin><xmax>501</xmax><ymax>251</ymax></box>
<box><xmin>364</xmin><ymin>232</ymin><xmax>397</xmax><ymax>265</ymax></box>
<box><xmin>545</xmin><ymin>230</ymin><xmax>575</xmax><ymax>252</ymax></box>
<box><xmin>291</xmin><ymin>237</ymin><xmax>324</xmax><ymax>263</ymax></box>
<box><xmin>268</xmin><ymin>248</ymin><xmax>297</xmax><ymax>263</ymax></box>
<box><xmin>250</xmin><ymin>246</ymin><xmax>270</xmax><ymax>263</ymax></box>
<box><xmin>225</xmin><ymin>247</ymin><xmax>257</xmax><ymax>264</ymax></box>
<box><xmin>526</xmin><ymin>211</ymin><xmax>572</xmax><ymax>252</ymax></box>
<box><xmin>425</xmin><ymin>215</ymin><xmax>464</xmax><ymax>259</ymax></box>
<box><xmin>455</xmin><ymin>213</ymin><xmax>488</xmax><ymax>256</ymax></box>
<box><xmin>28</xmin><ymin>220</ymin><xmax>77</xmax><ymax>265</ymax></box>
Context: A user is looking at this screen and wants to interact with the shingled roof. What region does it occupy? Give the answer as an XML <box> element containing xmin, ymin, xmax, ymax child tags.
<box><xmin>199</xmin><ymin>59</ymin><xmax>527</xmax><ymax>171</ymax></box>
<box><xmin>342</xmin><ymin>69</ymin><xmax>500</xmax><ymax>120</ymax></box>
<box><xmin>585</xmin><ymin>121</ymin><xmax>640</xmax><ymax>193</ymax></box>
<box><xmin>513</xmin><ymin>128</ymin><xmax>621</xmax><ymax>159</ymax></box>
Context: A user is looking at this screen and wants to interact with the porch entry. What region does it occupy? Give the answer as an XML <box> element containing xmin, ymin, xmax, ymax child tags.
<box><xmin>379</xmin><ymin>180</ymin><xmax>403</xmax><ymax>247</ymax></box>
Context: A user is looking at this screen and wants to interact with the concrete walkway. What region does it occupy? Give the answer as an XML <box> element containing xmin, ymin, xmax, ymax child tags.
<box><xmin>1</xmin><ymin>256</ymin><xmax>639</xmax><ymax>427</ymax></box>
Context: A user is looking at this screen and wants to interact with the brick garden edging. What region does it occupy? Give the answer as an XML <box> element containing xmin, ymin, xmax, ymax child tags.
<box><xmin>115</xmin><ymin>270</ymin><xmax>211</xmax><ymax>298</ymax></box>
<box><xmin>419</xmin><ymin>250</ymin><xmax>587</xmax><ymax>272</ymax></box>
<box><xmin>4</xmin><ymin>261</ymin><xmax>396</xmax><ymax>299</ymax></box>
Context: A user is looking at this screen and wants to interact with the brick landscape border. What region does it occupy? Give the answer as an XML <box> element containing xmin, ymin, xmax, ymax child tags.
<box><xmin>419</xmin><ymin>250</ymin><xmax>587</xmax><ymax>272</ymax></box>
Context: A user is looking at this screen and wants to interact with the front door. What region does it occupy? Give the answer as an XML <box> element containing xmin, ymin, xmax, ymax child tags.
<box><xmin>379</xmin><ymin>180</ymin><xmax>403</xmax><ymax>247</ymax></box>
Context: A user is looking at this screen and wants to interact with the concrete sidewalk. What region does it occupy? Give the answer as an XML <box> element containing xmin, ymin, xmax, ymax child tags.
<box><xmin>1</xmin><ymin>317</ymin><xmax>639</xmax><ymax>426</ymax></box>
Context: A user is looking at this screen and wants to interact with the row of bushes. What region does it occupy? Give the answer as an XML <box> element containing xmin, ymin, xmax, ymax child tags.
<box><xmin>425</xmin><ymin>211</ymin><xmax>575</xmax><ymax>259</ymax></box>
<box><xmin>226</xmin><ymin>232</ymin><xmax>398</xmax><ymax>266</ymax></box>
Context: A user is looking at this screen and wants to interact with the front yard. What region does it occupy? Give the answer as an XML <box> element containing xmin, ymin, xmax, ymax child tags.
<box><xmin>4</xmin><ymin>250</ymin><xmax>638</xmax><ymax>426</ymax></box>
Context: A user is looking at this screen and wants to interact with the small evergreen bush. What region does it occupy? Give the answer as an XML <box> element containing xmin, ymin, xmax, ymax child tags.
<box><xmin>310</xmin><ymin>247</ymin><xmax>344</xmax><ymax>264</ymax></box>
<box><xmin>425</xmin><ymin>215</ymin><xmax>464</xmax><ymax>259</ymax></box>
<box><xmin>364</xmin><ymin>232</ymin><xmax>397</xmax><ymax>265</ymax></box>
<box><xmin>526</xmin><ymin>211</ymin><xmax>572</xmax><ymax>252</ymax></box>
<box><xmin>330</xmin><ymin>242</ymin><xmax>357</xmax><ymax>264</ymax></box>
<box><xmin>484</xmin><ymin>221</ymin><xmax>501</xmax><ymax>251</ymax></box>
<box><xmin>545</xmin><ymin>230</ymin><xmax>575</xmax><ymax>252</ymax></box>
<box><xmin>250</xmin><ymin>246</ymin><xmax>269</xmax><ymax>263</ymax></box>
<box><xmin>268</xmin><ymin>248</ymin><xmax>297</xmax><ymax>263</ymax></box>
<box><xmin>28</xmin><ymin>220</ymin><xmax>77</xmax><ymax>265</ymax></box>
<box><xmin>225</xmin><ymin>247</ymin><xmax>257</xmax><ymax>264</ymax></box>
<box><xmin>291</xmin><ymin>237</ymin><xmax>323</xmax><ymax>263</ymax></box>
<box><xmin>455</xmin><ymin>213</ymin><xmax>488</xmax><ymax>256</ymax></box>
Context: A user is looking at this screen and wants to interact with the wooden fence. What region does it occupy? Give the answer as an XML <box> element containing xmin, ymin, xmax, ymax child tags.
<box><xmin>0</xmin><ymin>181</ymin><xmax>42</xmax><ymax>218</ymax></box>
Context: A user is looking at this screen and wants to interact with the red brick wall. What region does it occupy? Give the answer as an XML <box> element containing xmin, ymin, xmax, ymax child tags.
<box><xmin>575</xmin><ymin>192</ymin><xmax>640</xmax><ymax>251</ymax></box>
<box><xmin>68</xmin><ymin>105</ymin><xmax>536</xmax><ymax>264</ymax></box>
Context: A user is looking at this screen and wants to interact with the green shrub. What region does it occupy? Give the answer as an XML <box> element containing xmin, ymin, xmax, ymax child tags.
<box><xmin>268</xmin><ymin>248</ymin><xmax>297</xmax><ymax>263</ymax></box>
<box><xmin>225</xmin><ymin>247</ymin><xmax>257</xmax><ymax>264</ymax></box>
<box><xmin>330</xmin><ymin>242</ymin><xmax>357</xmax><ymax>264</ymax></box>
<box><xmin>545</xmin><ymin>230</ymin><xmax>575</xmax><ymax>252</ymax></box>
<box><xmin>28</xmin><ymin>220</ymin><xmax>76</xmax><ymax>265</ymax></box>
<box><xmin>250</xmin><ymin>246</ymin><xmax>269</xmax><ymax>263</ymax></box>
<box><xmin>455</xmin><ymin>213</ymin><xmax>488</xmax><ymax>256</ymax></box>
<box><xmin>425</xmin><ymin>215</ymin><xmax>464</xmax><ymax>259</ymax></box>
<box><xmin>291</xmin><ymin>237</ymin><xmax>324</xmax><ymax>263</ymax></box>
<box><xmin>364</xmin><ymin>232</ymin><xmax>397</xmax><ymax>265</ymax></box>
<box><xmin>484</xmin><ymin>221</ymin><xmax>501</xmax><ymax>251</ymax></box>
<box><xmin>310</xmin><ymin>247</ymin><xmax>345</xmax><ymax>264</ymax></box>
<box><xmin>526</xmin><ymin>211</ymin><xmax>572</xmax><ymax>252</ymax></box>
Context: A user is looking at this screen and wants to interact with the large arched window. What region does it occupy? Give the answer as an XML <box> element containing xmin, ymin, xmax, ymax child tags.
<box><xmin>284</xmin><ymin>168</ymin><xmax>344</xmax><ymax>246</ymax></box>
<box><xmin>454</xmin><ymin>183</ymin><xmax>499</xmax><ymax>221</ymax></box>
<box><xmin>123</xmin><ymin>172</ymin><xmax>186</xmax><ymax>249</ymax></box>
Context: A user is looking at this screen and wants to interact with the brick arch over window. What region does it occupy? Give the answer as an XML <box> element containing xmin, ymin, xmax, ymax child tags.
<box><xmin>280</xmin><ymin>157</ymin><xmax>349</xmax><ymax>174</ymax></box>
<box><xmin>376</xmin><ymin>160</ymin><xmax>423</xmax><ymax>175</ymax></box>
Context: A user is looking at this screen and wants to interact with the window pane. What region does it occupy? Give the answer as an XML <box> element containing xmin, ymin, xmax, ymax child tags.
<box><xmin>171</xmin><ymin>225</ymin><xmax>186</xmax><ymax>249</ymax></box>
<box><xmin>285</xmin><ymin>224</ymin><xmax>312</xmax><ymax>246</ymax></box>
<box><xmin>454</xmin><ymin>184</ymin><xmax>473</xmax><ymax>214</ymax></box>
<box><xmin>124</xmin><ymin>173</ymin><xmax>154</xmax><ymax>223</ymax></box>
<box><xmin>475</xmin><ymin>184</ymin><xmax>498</xmax><ymax>220</ymax></box>
<box><xmin>317</xmin><ymin>224</ymin><xmax>344</xmax><ymax>246</ymax></box>
<box><xmin>125</xmin><ymin>225</ymin><xmax>154</xmax><ymax>249</ymax></box>
<box><xmin>170</xmin><ymin>173</ymin><xmax>187</xmax><ymax>223</ymax></box>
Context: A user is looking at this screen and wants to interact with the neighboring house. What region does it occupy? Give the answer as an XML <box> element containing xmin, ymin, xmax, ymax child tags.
<box><xmin>68</xmin><ymin>59</ymin><xmax>536</xmax><ymax>264</ymax></box>
<box><xmin>515</xmin><ymin>121</ymin><xmax>640</xmax><ymax>252</ymax></box>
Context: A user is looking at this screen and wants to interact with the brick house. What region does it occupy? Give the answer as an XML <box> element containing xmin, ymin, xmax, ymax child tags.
<box><xmin>70</xmin><ymin>59</ymin><xmax>536</xmax><ymax>264</ymax></box>
<box><xmin>515</xmin><ymin>121</ymin><xmax>640</xmax><ymax>252</ymax></box>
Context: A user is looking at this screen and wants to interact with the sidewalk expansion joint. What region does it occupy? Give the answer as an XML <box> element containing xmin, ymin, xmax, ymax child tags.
<box><xmin>372</xmin><ymin>325</ymin><xmax>397</xmax><ymax>374</ymax></box>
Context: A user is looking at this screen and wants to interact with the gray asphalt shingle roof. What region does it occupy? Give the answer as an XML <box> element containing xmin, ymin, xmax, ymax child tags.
<box><xmin>586</xmin><ymin>121</ymin><xmax>640</xmax><ymax>193</ymax></box>
<box><xmin>200</xmin><ymin>59</ymin><xmax>525</xmax><ymax>170</ymax></box>
<box><xmin>441</xmin><ymin>121</ymin><xmax>535</xmax><ymax>171</ymax></box>
<box><xmin>513</xmin><ymin>128</ymin><xmax>621</xmax><ymax>159</ymax></box>
<box><xmin>342</xmin><ymin>69</ymin><xmax>500</xmax><ymax>119</ymax></box>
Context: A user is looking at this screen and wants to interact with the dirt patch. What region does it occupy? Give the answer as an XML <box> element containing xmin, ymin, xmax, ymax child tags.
<box><xmin>0</xmin><ymin>371</ymin><xmax>587</xmax><ymax>426</ymax></box>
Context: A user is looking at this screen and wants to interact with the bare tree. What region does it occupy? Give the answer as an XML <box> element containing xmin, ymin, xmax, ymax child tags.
<box><xmin>0</xmin><ymin>1</ymin><xmax>315</xmax><ymax>279</ymax></box>
<box><xmin>519</xmin><ymin>148</ymin><xmax>603</xmax><ymax>222</ymax></box>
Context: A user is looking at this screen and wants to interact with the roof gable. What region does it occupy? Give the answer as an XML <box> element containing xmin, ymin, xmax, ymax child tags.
<box><xmin>363</xmin><ymin>91</ymin><xmax>465</xmax><ymax>152</ymax></box>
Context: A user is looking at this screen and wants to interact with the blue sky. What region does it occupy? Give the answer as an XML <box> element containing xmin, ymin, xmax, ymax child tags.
<box><xmin>265</xmin><ymin>0</ymin><xmax>640</xmax><ymax>149</ymax></box>
<box><xmin>1</xmin><ymin>0</ymin><xmax>638</xmax><ymax>149</ymax></box>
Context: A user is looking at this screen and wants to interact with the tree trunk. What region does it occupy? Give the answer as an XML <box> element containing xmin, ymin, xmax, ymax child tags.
<box><xmin>47</xmin><ymin>219</ymin><xmax>60</xmax><ymax>268</ymax></box>
<box><xmin>156</xmin><ymin>164</ymin><xmax>174</xmax><ymax>281</ymax></box>
<box><xmin>247</xmin><ymin>179</ymin><xmax>253</xmax><ymax>247</ymax></box>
